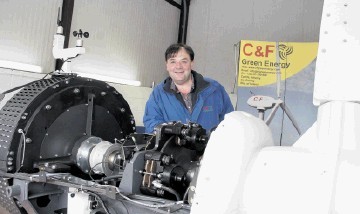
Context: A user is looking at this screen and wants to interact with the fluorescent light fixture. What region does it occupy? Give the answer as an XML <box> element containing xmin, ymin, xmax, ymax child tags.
<box><xmin>75</xmin><ymin>72</ymin><xmax>141</xmax><ymax>86</ymax></box>
<box><xmin>0</xmin><ymin>60</ymin><xmax>42</xmax><ymax>73</ymax></box>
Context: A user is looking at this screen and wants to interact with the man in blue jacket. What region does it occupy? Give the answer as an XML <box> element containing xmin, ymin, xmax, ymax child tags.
<box><xmin>143</xmin><ymin>43</ymin><xmax>234</xmax><ymax>133</ymax></box>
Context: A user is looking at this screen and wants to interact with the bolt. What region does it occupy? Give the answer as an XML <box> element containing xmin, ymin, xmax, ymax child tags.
<box><xmin>162</xmin><ymin>155</ymin><xmax>171</xmax><ymax>165</ymax></box>
<box><xmin>73</xmin><ymin>88</ymin><xmax>80</xmax><ymax>94</ymax></box>
<box><xmin>25</xmin><ymin>138</ymin><xmax>32</xmax><ymax>143</ymax></box>
<box><xmin>45</xmin><ymin>105</ymin><xmax>52</xmax><ymax>110</ymax></box>
<box><xmin>101</xmin><ymin>92</ymin><xmax>106</xmax><ymax>96</ymax></box>
<box><xmin>120</xmin><ymin>108</ymin><xmax>125</xmax><ymax>113</ymax></box>
<box><xmin>70</xmin><ymin>193</ymin><xmax>75</xmax><ymax>198</ymax></box>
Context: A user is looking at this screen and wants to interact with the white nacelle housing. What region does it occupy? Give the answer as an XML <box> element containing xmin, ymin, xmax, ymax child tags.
<box><xmin>192</xmin><ymin>0</ymin><xmax>360</xmax><ymax>213</ymax></box>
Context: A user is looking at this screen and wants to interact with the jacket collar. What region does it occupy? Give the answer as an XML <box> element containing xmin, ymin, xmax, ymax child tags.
<box><xmin>163</xmin><ymin>70</ymin><xmax>209</xmax><ymax>93</ymax></box>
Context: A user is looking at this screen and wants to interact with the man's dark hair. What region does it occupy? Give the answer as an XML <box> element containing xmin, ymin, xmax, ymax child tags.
<box><xmin>165</xmin><ymin>43</ymin><xmax>195</xmax><ymax>61</ymax></box>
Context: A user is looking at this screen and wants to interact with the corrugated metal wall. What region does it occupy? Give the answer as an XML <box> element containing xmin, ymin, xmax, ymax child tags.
<box><xmin>0</xmin><ymin>0</ymin><xmax>324</xmax><ymax>125</ymax></box>
<box><xmin>0</xmin><ymin>0</ymin><xmax>62</xmax><ymax>72</ymax></box>
<box><xmin>69</xmin><ymin>0</ymin><xmax>180</xmax><ymax>87</ymax></box>
<box><xmin>187</xmin><ymin>0</ymin><xmax>324</xmax><ymax>93</ymax></box>
<box><xmin>0</xmin><ymin>0</ymin><xmax>181</xmax><ymax>124</ymax></box>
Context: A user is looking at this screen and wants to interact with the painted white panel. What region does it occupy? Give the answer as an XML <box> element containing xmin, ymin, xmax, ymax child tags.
<box><xmin>0</xmin><ymin>0</ymin><xmax>62</xmax><ymax>72</ymax></box>
<box><xmin>191</xmin><ymin>111</ymin><xmax>275</xmax><ymax>214</ymax></box>
<box><xmin>69</xmin><ymin>0</ymin><xmax>180</xmax><ymax>87</ymax></box>
<box><xmin>314</xmin><ymin>0</ymin><xmax>360</xmax><ymax>103</ymax></box>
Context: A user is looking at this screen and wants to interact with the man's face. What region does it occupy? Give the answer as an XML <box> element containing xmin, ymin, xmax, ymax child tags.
<box><xmin>166</xmin><ymin>48</ymin><xmax>193</xmax><ymax>85</ymax></box>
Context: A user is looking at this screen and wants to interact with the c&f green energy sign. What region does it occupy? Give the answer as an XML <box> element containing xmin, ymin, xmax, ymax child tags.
<box><xmin>238</xmin><ymin>40</ymin><xmax>318</xmax><ymax>87</ymax></box>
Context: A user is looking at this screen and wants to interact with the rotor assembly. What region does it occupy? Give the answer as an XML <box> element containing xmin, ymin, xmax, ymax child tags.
<box><xmin>0</xmin><ymin>75</ymin><xmax>135</xmax><ymax>175</ymax></box>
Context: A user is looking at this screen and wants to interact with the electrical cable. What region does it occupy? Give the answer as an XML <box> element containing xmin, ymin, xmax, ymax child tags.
<box><xmin>88</xmin><ymin>162</ymin><xmax>103</xmax><ymax>183</ymax></box>
<box><xmin>0</xmin><ymin>71</ymin><xmax>52</xmax><ymax>96</ymax></box>
<box><xmin>85</xmin><ymin>190</ymin><xmax>111</xmax><ymax>214</ymax></box>
<box><xmin>89</xmin><ymin>161</ymin><xmax>124</xmax><ymax>184</ymax></box>
<box><xmin>182</xmin><ymin>186</ymin><xmax>190</xmax><ymax>203</ymax></box>
<box><xmin>153</xmin><ymin>181</ymin><xmax>181</xmax><ymax>201</ymax></box>
<box><xmin>41</xmin><ymin>71</ymin><xmax>55</xmax><ymax>80</ymax></box>
<box><xmin>144</xmin><ymin>134</ymin><xmax>155</xmax><ymax>150</ymax></box>
<box><xmin>17</xmin><ymin>130</ymin><xmax>27</xmax><ymax>172</ymax></box>
<box><xmin>119</xmin><ymin>200</ymin><xmax>130</xmax><ymax>214</ymax></box>
<box><xmin>98</xmin><ymin>174</ymin><xmax>123</xmax><ymax>182</ymax></box>
<box><xmin>161</xmin><ymin>185</ymin><xmax>180</xmax><ymax>201</ymax></box>
<box><xmin>115</xmin><ymin>187</ymin><xmax>184</xmax><ymax>209</ymax></box>
<box><xmin>0</xmin><ymin>70</ymin><xmax>55</xmax><ymax>103</ymax></box>
<box><xmin>60</xmin><ymin>56</ymin><xmax>76</xmax><ymax>73</ymax></box>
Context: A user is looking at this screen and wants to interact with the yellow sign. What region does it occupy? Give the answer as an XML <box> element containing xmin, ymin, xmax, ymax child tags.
<box><xmin>238</xmin><ymin>40</ymin><xmax>318</xmax><ymax>87</ymax></box>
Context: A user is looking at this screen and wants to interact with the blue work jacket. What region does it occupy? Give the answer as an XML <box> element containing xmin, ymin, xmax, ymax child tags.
<box><xmin>143</xmin><ymin>72</ymin><xmax>234</xmax><ymax>133</ymax></box>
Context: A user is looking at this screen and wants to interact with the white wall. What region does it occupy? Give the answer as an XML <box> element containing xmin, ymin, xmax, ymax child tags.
<box><xmin>0</xmin><ymin>0</ymin><xmax>324</xmax><ymax>127</ymax></box>
<box><xmin>0</xmin><ymin>0</ymin><xmax>181</xmax><ymax>126</ymax></box>
<box><xmin>68</xmin><ymin>0</ymin><xmax>181</xmax><ymax>87</ymax></box>
<box><xmin>187</xmin><ymin>0</ymin><xmax>324</xmax><ymax>93</ymax></box>
<box><xmin>0</xmin><ymin>0</ymin><xmax>61</xmax><ymax>72</ymax></box>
